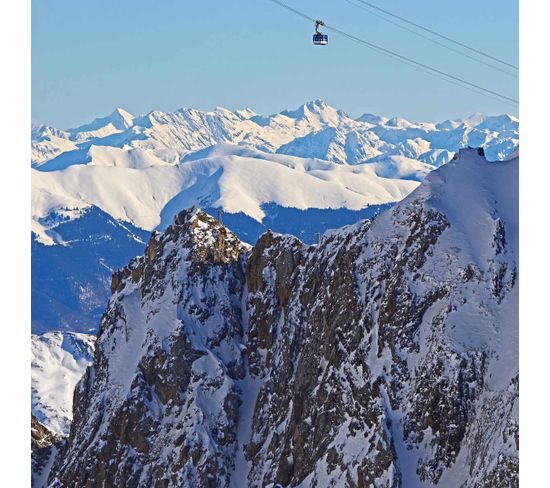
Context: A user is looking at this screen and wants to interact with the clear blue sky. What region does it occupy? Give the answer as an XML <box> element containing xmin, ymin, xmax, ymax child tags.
<box><xmin>32</xmin><ymin>0</ymin><xmax>518</xmax><ymax>129</ymax></box>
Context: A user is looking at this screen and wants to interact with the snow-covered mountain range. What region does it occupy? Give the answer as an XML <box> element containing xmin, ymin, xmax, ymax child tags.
<box><xmin>38</xmin><ymin>148</ymin><xmax>518</xmax><ymax>487</ymax></box>
<box><xmin>32</xmin><ymin>100</ymin><xmax>518</xmax><ymax>244</ymax></box>
<box><xmin>31</xmin><ymin>101</ymin><xmax>518</xmax><ymax>333</ymax></box>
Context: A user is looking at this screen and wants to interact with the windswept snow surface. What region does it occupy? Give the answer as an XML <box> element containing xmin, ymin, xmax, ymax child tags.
<box><xmin>31</xmin><ymin>332</ymin><xmax>96</xmax><ymax>435</ymax></box>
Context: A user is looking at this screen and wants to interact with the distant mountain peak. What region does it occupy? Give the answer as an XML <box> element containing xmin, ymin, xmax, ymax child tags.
<box><xmin>305</xmin><ymin>98</ymin><xmax>328</xmax><ymax>109</ymax></box>
<box><xmin>234</xmin><ymin>108</ymin><xmax>257</xmax><ymax>120</ymax></box>
<box><xmin>356</xmin><ymin>112</ymin><xmax>389</xmax><ymax>125</ymax></box>
<box><xmin>213</xmin><ymin>106</ymin><xmax>235</xmax><ymax>115</ymax></box>
<box><xmin>110</xmin><ymin>107</ymin><xmax>134</xmax><ymax>127</ymax></box>
<box><xmin>68</xmin><ymin>107</ymin><xmax>135</xmax><ymax>138</ymax></box>
<box><xmin>280</xmin><ymin>99</ymin><xmax>346</xmax><ymax>126</ymax></box>
<box><xmin>463</xmin><ymin>111</ymin><xmax>486</xmax><ymax>126</ymax></box>
<box><xmin>385</xmin><ymin>116</ymin><xmax>413</xmax><ymax>128</ymax></box>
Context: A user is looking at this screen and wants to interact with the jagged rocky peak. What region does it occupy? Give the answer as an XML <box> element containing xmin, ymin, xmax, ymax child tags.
<box><xmin>47</xmin><ymin>149</ymin><xmax>518</xmax><ymax>487</ymax></box>
<box><xmin>51</xmin><ymin>206</ymin><xmax>250</xmax><ymax>487</ymax></box>
<box><xmin>67</xmin><ymin>107</ymin><xmax>135</xmax><ymax>140</ymax></box>
<box><xmin>110</xmin><ymin>207</ymin><xmax>248</xmax><ymax>295</ymax></box>
<box><xmin>170</xmin><ymin>207</ymin><xmax>249</xmax><ymax>263</ymax></box>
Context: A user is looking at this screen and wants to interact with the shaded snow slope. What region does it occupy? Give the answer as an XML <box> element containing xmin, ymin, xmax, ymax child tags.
<box><xmin>31</xmin><ymin>332</ymin><xmax>96</xmax><ymax>435</ymax></box>
<box><xmin>31</xmin><ymin>206</ymin><xmax>149</xmax><ymax>333</ymax></box>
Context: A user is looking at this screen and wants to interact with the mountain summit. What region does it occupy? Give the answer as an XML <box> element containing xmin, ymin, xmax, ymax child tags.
<box><xmin>280</xmin><ymin>99</ymin><xmax>346</xmax><ymax>125</ymax></box>
<box><xmin>67</xmin><ymin>108</ymin><xmax>135</xmax><ymax>141</ymax></box>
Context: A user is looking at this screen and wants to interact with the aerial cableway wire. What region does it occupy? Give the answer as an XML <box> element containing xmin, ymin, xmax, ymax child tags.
<box><xmin>347</xmin><ymin>0</ymin><xmax>518</xmax><ymax>71</ymax></box>
<box><xmin>341</xmin><ymin>0</ymin><xmax>518</xmax><ymax>78</ymax></box>
<box><xmin>327</xmin><ymin>24</ymin><xmax>519</xmax><ymax>105</ymax></box>
<box><xmin>267</xmin><ymin>0</ymin><xmax>518</xmax><ymax>106</ymax></box>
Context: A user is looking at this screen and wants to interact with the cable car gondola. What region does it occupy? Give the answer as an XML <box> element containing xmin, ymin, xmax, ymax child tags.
<box><xmin>313</xmin><ymin>20</ymin><xmax>328</xmax><ymax>45</ymax></box>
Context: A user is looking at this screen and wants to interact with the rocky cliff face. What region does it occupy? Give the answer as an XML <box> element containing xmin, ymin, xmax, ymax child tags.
<box><xmin>32</xmin><ymin>415</ymin><xmax>61</xmax><ymax>487</ymax></box>
<box><xmin>47</xmin><ymin>149</ymin><xmax>518</xmax><ymax>487</ymax></box>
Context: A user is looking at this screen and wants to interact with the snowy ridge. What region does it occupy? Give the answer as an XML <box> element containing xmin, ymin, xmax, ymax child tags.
<box><xmin>46</xmin><ymin>149</ymin><xmax>518</xmax><ymax>487</ymax></box>
<box><xmin>31</xmin><ymin>145</ymin><xmax>422</xmax><ymax>245</ymax></box>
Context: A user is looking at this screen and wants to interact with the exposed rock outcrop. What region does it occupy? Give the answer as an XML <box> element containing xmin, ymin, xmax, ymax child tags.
<box><xmin>32</xmin><ymin>415</ymin><xmax>62</xmax><ymax>487</ymax></box>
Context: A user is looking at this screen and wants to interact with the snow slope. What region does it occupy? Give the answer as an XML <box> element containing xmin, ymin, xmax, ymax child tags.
<box><xmin>31</xmin><ymin>145</ymin><xmax>422</xmax><ymax>245</ymax></box>
<box><xmin>31</xmin><ymin>332</ymin><xmax>95</xmax><ymax>435</ymax></box>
